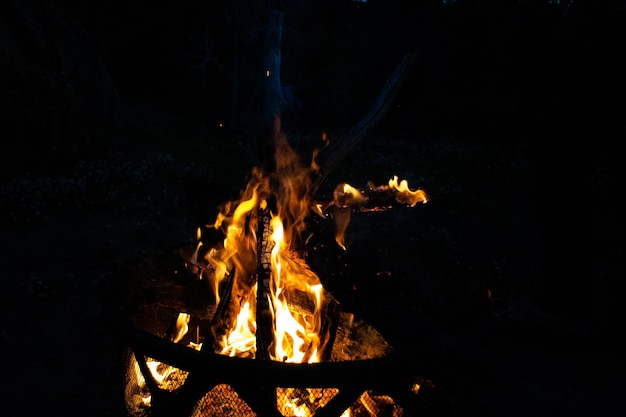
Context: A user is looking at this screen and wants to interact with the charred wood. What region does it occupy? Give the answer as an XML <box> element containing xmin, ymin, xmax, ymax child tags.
<box><xmin>256</xmin><ymin>208</ymin><xmax>274</xmax><ymax>360</ymax></box>
<box><xmin>322</xmin><ymin>186</ymin><xmax>428</xmax><ymax>214</ymax></box>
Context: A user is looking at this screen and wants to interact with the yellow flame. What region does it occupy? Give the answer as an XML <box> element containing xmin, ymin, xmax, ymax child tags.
<box><xmin>220</xmin><ymin>296</ymin><xmax>257</xmax><ymax>357</ymax></box>
<box><xmin>388</xmin><ymin>175</ymin><xmax>428</xmax><ymax>206</ymax></box>
<box><xmin>267</xmin><ymin>215</ymin><xmax>325</xmax><ymax>363</ymax></box>
<box><xmin>172</xmin><ymin>312</ymin><xmax>190</xmax><ymax>344</ymax></box>
<box><xmin>146</xmin><ymin>360</ymin><xmax>178</xmax><ymax>386</ymax></box>
<box><xmin>203</xmin><ymin>174</ymin><xmax>264</xmax><ymax>310</ymax></box>
<box><xmin>331</xmin><ymin>183</ymin><xmax>367</xmax><ymax>250</ymax></box>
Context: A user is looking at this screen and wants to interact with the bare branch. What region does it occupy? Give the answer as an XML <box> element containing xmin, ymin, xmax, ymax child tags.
<box><xmin>313</xmin><ymin>51</ymin><xmax>420</xmax><ymax>192</ymax></box>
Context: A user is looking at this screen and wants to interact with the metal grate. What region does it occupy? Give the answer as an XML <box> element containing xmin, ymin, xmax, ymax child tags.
<box><xmin>122</xmin><ymin>342</ymin><xmax>416</xmax><ymax>417</ymax></box>
<box><xmin>191</xmin><ymin>384</ymin><xmax>256</xmax><ymax>417</ymax></box>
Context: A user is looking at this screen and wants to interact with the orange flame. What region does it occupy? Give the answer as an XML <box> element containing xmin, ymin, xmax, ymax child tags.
<box><xmin>332</xmin><ymin>183</ymin><xmax>367</xmax><ymax>250</ymax></box>
<box><xmin>219</xmin><ymin>296</ymin><xmax>257</xmax><ymax>357</ymax></box>
<box><xmin>190</xmin><ymin>119</ymin><xmax>426</xmax><ymax>364</ymax></box>
<box><xmin>269</xmin><ymin>215</ymin><xmax>324</xmax><ymax>363</ymax></box>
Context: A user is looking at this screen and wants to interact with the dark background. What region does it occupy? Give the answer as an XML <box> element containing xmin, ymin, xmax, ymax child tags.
<box><xmin>1</xmin><ymin>1</ymin><xmax>622</xmax><ymax>416</ymax></box>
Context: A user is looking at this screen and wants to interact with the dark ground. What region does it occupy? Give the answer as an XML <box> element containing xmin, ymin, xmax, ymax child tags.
<box><xmin>0</xmin><ymin>1</ymin><xmax>623</xmax><ymax>416</ymax></box>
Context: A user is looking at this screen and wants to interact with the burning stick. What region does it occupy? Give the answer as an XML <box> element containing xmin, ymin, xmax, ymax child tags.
<box><xmin>363</xmin><ymin>176</ymin><xmax>429</xmax><ymax>210</ymax></box>
<box><xmin>325</xmin><ymin>177</ymin><xmax>429</xmax><ymax>213</ymax></box>
<box><xmin>320</xmin><ymin>177</ymin><xmax>428</xmax><ymax>249</ymax></box>
<box><xmin>255</xmin><ymin>208</ymin><xmax>274</xmax><ymax>360</ymax></box>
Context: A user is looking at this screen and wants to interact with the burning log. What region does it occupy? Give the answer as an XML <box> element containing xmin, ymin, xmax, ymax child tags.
<box><xmin>202</xmin><ymin>225</ymin><xmax>259</xmax><ymax>357</ymax></box>
<box><xmin>315</xmin><ymin>178</ymin><xmax>428</xmax><ymax>249</ymax></box>
<box><xmin>205</xmin><ymin>268</ymin><xmax>254</xmax><ymax>357</ymax></box>
<box><xmin>324</xmin><ymin>178</ymin><xmax>429</xmax><ymax>213</ymax></box>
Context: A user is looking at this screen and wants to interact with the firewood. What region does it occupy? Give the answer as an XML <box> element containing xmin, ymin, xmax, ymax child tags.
<box><xmin>205</xmin><ymin>266</ymin><xmax>257</xmax><ymax>356</ymax></box>
<box><xmin>256</xmin><ymin>208</ymin><xmax>274</xmax><ymax>360</ymax></box>
<box><xmin>321</xmin><ymin>185</ymin><xmax>428</xmax><ymax>214</ymax></box>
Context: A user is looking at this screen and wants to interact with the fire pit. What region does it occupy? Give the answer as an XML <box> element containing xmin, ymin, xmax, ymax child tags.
<box><xmin>109</xmin><ymin>122</ymin><xmax>437</xmax><ymax>416</ymax></box>
<box><xmin>111</xmin><ymin>251</ymin><xmax>430</xmax><ymax>417</ymax></box>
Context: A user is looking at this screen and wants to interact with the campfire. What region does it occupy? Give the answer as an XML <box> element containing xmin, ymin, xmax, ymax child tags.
<box><xmin>112</xmin><ymin>116</ymin><xmax>431</xmax><ymax>417</ymax></box>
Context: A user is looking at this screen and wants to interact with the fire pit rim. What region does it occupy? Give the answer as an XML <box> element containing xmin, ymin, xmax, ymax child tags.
<box><xmin>111</xmin><ymin>305</ymin><xmax>420</xmax><ymax>390</ymax></box>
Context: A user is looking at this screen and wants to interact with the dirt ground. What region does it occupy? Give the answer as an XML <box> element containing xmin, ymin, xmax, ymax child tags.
<box><xmin>0</xmin><ymin>103</ymin><xmax>620</xmax><ymax>416</ymax></box>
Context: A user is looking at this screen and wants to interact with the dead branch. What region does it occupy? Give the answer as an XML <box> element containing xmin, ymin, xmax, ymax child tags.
<box><xmin>313</xmin><ymin>51</ymin><xmax>420</xmax><ymax>192</ymax></box>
